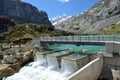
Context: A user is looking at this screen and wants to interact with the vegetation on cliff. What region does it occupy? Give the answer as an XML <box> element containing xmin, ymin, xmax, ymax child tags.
<box><xmin>98</xmin><ymin>23</ymin><xmax>120</xmax><ymax>35</ymax></box>
<box><xmin>0</xmin><ymin>17</ymin><xmax>71</xmax><ymax>43</ymax></box>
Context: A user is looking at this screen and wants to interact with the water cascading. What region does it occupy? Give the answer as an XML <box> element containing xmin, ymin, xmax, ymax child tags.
<box><xmin>3</xmin><ymin>61</ymin><xmax>71</xmax><ymax>80</ymax></box>
<box><xmin>3</xmin><ymin>51</ymin><xmax>72</xmax><ymax>80</ymax></box>
<box><xmin>61</xmin><ymin>59</ymin><xmax>78</xmax><ymax>74</ymax></box>
<box><xmin>47</xmin><ymin>56</ymin><xmax>59</xmax><ymax>70</ymax></box>
<box><xmin>46</xmin><ymin>50</ymin><xmax>72</xmax><ymax>70</ymax></box>
<box><xmin>34</xmin><ymin>53</ymin><xmax>47</xmax><ymax>66</ymax></box>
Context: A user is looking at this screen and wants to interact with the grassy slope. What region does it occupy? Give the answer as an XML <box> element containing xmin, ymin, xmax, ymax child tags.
<box><xmin>97</xmin><ymin>23</ymin><xmax>120</xmax><ymax>35</ymax></box>
<box><xmin>0</xmin><ymin>17</ymin><xmax>71</xmax><ymax>42</ymax></box>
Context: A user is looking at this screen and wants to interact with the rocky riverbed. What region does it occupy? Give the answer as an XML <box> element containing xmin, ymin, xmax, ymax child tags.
<box><xmin>0</xmin><ymin>47</ymin><xmax>37</xmax><ymax>79</ymax></box>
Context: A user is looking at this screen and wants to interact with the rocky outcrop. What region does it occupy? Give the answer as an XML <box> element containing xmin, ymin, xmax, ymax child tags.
<box><xmin>0</xmin><ymin>17</ymin><xmax>16</xmax><ymax>32</ymax></box>
<box><xmin>0</xmin><ymin>64</ymin><xmax>14</xmax><ymax>79</ymax></box>
<box><xmin>0</xmin><ymin>48</ymin><xmax>37</xmax><ymax>79</ymax></box>
<box><xmin>54</xmin><ymin>0</ymin><xmax>120</xmax><ymax>34</ymax></box>
<box><xmin>0</xmin><ymin>0</ymin><xmax>51</xmax><ymax>24</ymax></box>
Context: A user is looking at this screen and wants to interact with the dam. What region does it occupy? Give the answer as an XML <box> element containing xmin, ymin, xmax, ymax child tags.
<box><xmin>3</xmin><ymin>35</ymin><xmax>120</xmax><ymax>80</ymax></box>
<box><xmin>4</xmin><ymin>44</ymin><xmax>105</xmax><ymax>80</ymax></box>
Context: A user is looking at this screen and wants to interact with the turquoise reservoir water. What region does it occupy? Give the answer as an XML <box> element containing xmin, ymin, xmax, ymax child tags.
<box><xmin>46</xmin><ymin>44</ymin><xmax>105</xmax><ymax>58</ymax></box>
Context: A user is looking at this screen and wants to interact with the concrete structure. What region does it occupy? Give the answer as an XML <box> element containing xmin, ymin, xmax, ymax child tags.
<box><xmin>105</xmin><ymin>42</ymin><xmax>120</xmax><ymax>57</ymax></box>
<box><xmin>65</xmin><ymin>42</ymin><xmax>120</xmax><ymax>80</ymax></box>
<box><xmin>66</xmin><ymin>53</ymin><xmax>103</xmax><ymax>80</ymax></box>
<box><xmin>31</xmin><ymin>35</ymin><xmax>120</xmax><ymax>80</ymax></box>
<box><xmin>100</xmin><ymin>42</ymin><xmax>120</xmax><ymax>80</ymax></box>
<box><xmin>37</xmin><ymin>35</ymin><xmax>120</xmax><ymax>46</ymax></box>
<box><xmin>61</xmin><ymin>52</ymin><xmax>98</xmax><ymax>73</ymax></box>
<box><xmin>112</xmin><ymin>69</ymin><xmax>120</xmax><ymax>80</ymax></box>
<box><xmin>34</xmin><ymin>50</ymin><xmax>103</xmax><ymax>80</ymax></box>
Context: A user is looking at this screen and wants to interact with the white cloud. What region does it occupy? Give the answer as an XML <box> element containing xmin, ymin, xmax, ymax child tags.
<box><xmin>59</xmin><ymin>0</ymin><xmax>70</xmax><ymax>3</ymax></box>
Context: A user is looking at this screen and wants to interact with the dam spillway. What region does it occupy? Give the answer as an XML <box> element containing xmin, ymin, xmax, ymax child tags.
<box><xmin>3</xmin><ymin>44</ymin><xmax>105</xmax><ymax>80</ymax></box>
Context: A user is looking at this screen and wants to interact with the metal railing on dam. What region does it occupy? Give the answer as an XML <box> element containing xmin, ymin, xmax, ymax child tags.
<box><xmin>38</xmin><ymin>35</ymin><xmax>120</xmax><ymax>42</ymax></box>
<box><xmin>29</xmin><ymin>35</ymin><xmax>120</xmax><ymax>46</ymax></box>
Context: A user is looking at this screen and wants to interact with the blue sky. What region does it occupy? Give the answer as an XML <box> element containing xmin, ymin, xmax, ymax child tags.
<box><xmin>23</xmin><ymin>0</ymin><xmax>99</xmax><ymax>18</ymax></box>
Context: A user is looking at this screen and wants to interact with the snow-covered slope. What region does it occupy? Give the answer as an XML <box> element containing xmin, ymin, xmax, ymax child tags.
<box><xmin>50</xmin><ymin>14</ymin><xmax>72</xmax><ymax>25</ymax></box>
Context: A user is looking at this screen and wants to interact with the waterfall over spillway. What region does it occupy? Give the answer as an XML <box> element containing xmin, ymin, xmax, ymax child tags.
<box><xmin>61</xmin><ymin>59</ymin><xmax>78</xmax><ymax>73</ymax></box>
<box><xmin>3</xmin><ymin>44</ymin><xmax>105</xmax><ymax>80</ymax></box>
<box><xmin>47</xmin><ymin>56</ymin><xmax>59</xmax><ymax>70</ymax></box>
<box><xmin>34</xmin><ymin>54</ymin><xmax>47</xmax><ymax>66</ymax></box>
<box><xmin>3</xmin><ymin>61</ymin><xmax>71</xmax><ymax>80</ymax></box>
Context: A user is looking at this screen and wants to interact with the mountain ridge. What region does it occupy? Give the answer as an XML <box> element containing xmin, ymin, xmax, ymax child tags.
<box><xmin>54</xmin><ymin>0</ymin><xmax>120</xmax><ymax>34</ymax></box>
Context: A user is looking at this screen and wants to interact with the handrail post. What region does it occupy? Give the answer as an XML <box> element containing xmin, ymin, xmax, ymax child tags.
<box><xmin>72</xmin><ymin>36</ymin><xmax>74</xmax><ymax>42</ymax></box>
<box><xmin>66</xmin><ymin>36</ymin><xmax>67</xmax><ymax>42</ymax></box>
<box><xmin>60</xmin><ymin>36</ymin><xmax>62</xmax><ymax>42</ymax></box>
<box><xmin>98</xmin><ymin>35</ymin><xmax>99</xmax><ymax>42</ymax></box>
<box><xmin>89</xmin><ymin>35</ymin><xmax>90</xmax><ymax>42</ymax></box>
<box><xmin>80</xmin><ymin>36</ymin><xmax>81</xmax><ymax>42</ymax></box>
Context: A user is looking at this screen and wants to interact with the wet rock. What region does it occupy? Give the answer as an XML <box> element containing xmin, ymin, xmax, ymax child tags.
<box><xmin>0</xmin><ymin>64</ymin><xmax>12</xmax><ymax>79</ymax></box>
<box><xmin>9</xmin><ymin>62</ymin><xmax>21</xmax><ymax>72</ymax></box>
<box><xmin>0</xmin><ymin>49</ymin><xmax>36</xmax><ymax>79</ymax></box>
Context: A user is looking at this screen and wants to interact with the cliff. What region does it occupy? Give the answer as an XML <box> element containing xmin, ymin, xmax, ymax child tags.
<box><xmin>0</xmin><ymin>0</ymin><xmax>51</xmax><ymax>24</ymax></box>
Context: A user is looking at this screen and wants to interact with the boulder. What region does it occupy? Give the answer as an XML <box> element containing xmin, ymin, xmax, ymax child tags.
<box><xmin>2</xmin><ymin>54</ymin><xmax>14</xmax><ymax>64</ymax></box>
<box><xmin>0</xmin><ymin>48</ymin><xmax>36</xmax><ymax>79</ymax></box>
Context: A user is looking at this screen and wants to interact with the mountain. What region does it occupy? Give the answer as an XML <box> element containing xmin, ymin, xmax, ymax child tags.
<box><xmin>0</xmin><ymin>18</ymin><xmax>70</xmax><ymax>42</ymax></box>
<box><xmin>50</xmin><ymin>14</ymin><xmax>72</xmax><ymax>26</ymax></box>
<box><xmin>0</xmin><ymin>0</ymin><xmax>71</xmax><ymax>41</ymax></box>
<box><xmin>0</xmin><ymin>0</ymin><xmax>51</xmax><ymax>24</ymax></box>
<box><xmin>54</xmin><ymin>0</ymin><xmax>120</xmax><ymax>34</ymax></box>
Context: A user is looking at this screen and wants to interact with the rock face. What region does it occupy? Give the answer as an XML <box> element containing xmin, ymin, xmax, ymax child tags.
<box><xmin>0</xmin><ymin>0</ymin><xmax>51</xmax><ymax>24</ymax></box>
<box><xmin>54</xmin><ymin>0</ymin><xmax>120</xmax><ymax>34</ymax></box>
<box><xmin>0</xmin><ymin>17</ymin><xmax>16</xmax><ymax>32</ymax></box>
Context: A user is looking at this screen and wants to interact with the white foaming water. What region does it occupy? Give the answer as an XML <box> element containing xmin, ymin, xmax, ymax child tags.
<box><xmin>47</xmin><ymin>56</ymin><xmax>60</xmax><ymax>70</ymax></box>
<box><xmin>61</xmin><ymin>59</ymin><xmax>78</xmax><ymax>73</ymax></box>
<box><xmin>34</xmin><ymin>54</ymin><xmax>47</xmax><ymax>66</ymax></box>
<box><xmin>3</xmin><ymin>61</ymin><xmax>71</xmax><ymax>80</ymax></box>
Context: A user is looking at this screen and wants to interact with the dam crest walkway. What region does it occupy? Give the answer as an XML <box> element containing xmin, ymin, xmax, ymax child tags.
<box><xmin>33</xmin><ymin>35</ymin><xmax>120</xmax><ymax>45</ymax></box>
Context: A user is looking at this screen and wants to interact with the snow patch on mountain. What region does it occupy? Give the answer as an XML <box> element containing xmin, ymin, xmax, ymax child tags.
<box><xmin>50</xmin><ymin>14</ymin><xmax>72</xmax><ymax>25</ymax></box>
